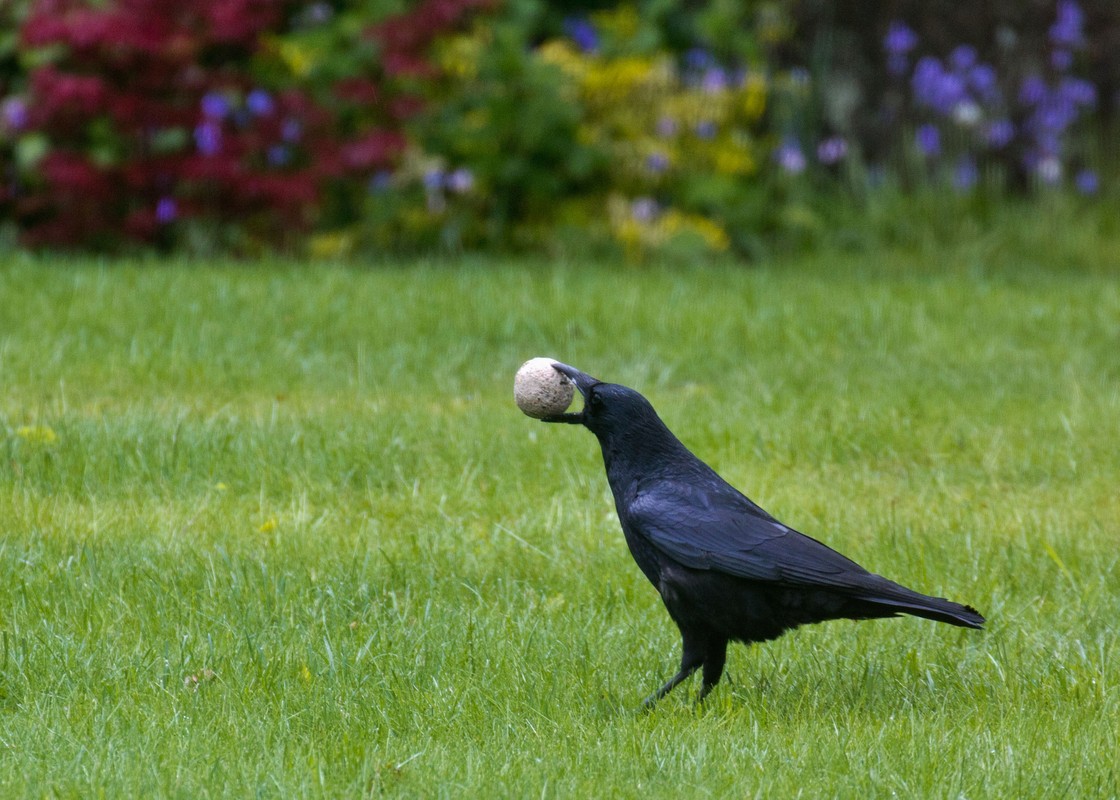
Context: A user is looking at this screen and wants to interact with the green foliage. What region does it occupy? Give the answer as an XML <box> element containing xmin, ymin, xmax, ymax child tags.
<box><xmin>1</xmin><ymin>0</ymin><xmax>1118</xmax><ymax>257</ymax></box>
<box><xmin>0</xmin><ymin>237</ymin><xmax>1119</xmax><ymax>795</ymax></box>
<box><xmin>357</xmin><ymin>2</ymin><xmax>784</xmax><ymax>260</ymax></box>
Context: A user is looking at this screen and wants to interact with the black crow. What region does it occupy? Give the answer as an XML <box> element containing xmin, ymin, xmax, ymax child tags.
<box><xmin>542</xmin><ymin>363</ymin><xmax>984</xmax><ymax>707</ymax></box>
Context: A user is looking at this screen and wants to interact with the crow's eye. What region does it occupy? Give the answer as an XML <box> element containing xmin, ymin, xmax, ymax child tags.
<box><xmin>588</xmin><ymin>391</ymin><xmax>603</xmax><ymax>408</ymax></box>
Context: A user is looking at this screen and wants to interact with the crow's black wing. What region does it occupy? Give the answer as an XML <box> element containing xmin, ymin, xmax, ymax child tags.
<box><xmin>627</xmin><ymin>479</ymin><xmax>874</xmax><ymax>588</ymax></box>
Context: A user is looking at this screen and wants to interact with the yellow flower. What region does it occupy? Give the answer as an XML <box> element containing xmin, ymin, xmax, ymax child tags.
<box><xmin>741</xmin><ymin>74</ymin><xmax>768</xmax><ymax>120</ymax></box>
<box><xmin>308</xmin><ymin>231</ymin><xmax>354</xmax><ymax>259</ymax></box>
<box><xmin>592</xmin><ymin>5</ymin><xmax>641</xmax><ymax>39</ymax></box>
<box><xmin>273</xmin><ymin>38</ymin><xmax>316</xmax><ymax>78</ymax></box>
<box><xmin>16</xmin><ymin>425</ymin><xmax>57</xmax><ymax>444</ymax></box>
<box><xmin>258</xmin><ymin>517</ymin><xmax>278</xmax><ymax>533</ymax></box>
<box><xmin>300</xmin><ymin>664</ymin><xmax>312</xmax><ymax>683</ymax></box>
<box><xmin>712</xmin><ymin>142</ymin><xmax>757</xmax><ymax>176</ymax></box>
<box><xmin>436</xmin><ymin>31</ymin><xmax>487</xmax><ymax>79</ymax></box>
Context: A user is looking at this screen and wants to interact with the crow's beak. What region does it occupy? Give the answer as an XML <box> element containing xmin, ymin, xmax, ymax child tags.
<box><xmin>541</xmin><ymin>362</ymin><xmax>600</xmax><ymax>424</ymax></box>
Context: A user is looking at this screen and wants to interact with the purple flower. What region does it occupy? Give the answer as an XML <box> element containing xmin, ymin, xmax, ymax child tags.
<box><xmin>155</xmin><ymin>197</ymin><xmax>177</xmax><ymax>224</ymax></box>
<box><xmin>1050</xmin><ymin>0</ymin><xmax>1085</xmax><ymax>49</ymax></box>
<box><xmin>422</xmin><ymin>169</ymin><xmax>444</xmax><ymax>191</ymax></box>
<box><xmin>1033</xmin><ymin>94</ymin><xmax>1077</xmax><ymax>134</ymax></box>
<box><xmin>912</xmin><ymin>57</ymin><xmax>968</xmax><ymax>115</ymax></box>
<box><xmin>631</xmin><ymin>197</ymin><xmax>659</xmax><ymax>222</ymax></box>
<box><xmin>695</xmin><ymin>120</ymin><xmax>717</xmax><ymax>140</ymax></box>
<box><xmin>200</xmin><ymin>92</ymin><xmax>230</xmax><ymax>120</ymax></box>
<box><xmin>193</xmin><ymin>121</ymin><xmax>222</xmax><ymax>155</ymax></box>
<box><xmin>267</xmin><ymin>144</ymin><xmax>290</xmax><ymax>167</ymax></box>
<box><xmin>1059</xmin><ymin>76</ymin><xmax>1097</xmax><ymax>107</ymax></box>
<box><xmin>1074</xmin><ymin>169</ymin><xmax>1099</xmax><ymax>195</ymax></box>
<box><xmin>1051</xmin><ymin>49</ymin><xmax>1073</xmax><ymax>72</ymax></box>
<box><xmin>1019</xmin><ymin>75</ymin><xmax>1047</xmax><ymax>106</ymax></box>
<box><xmin>776</xmin><ymin>139</ymin><xmax>807</xmax><ymax>174</ymax></box>
<box><xmin>1</xmin><ymin>96</ymin><xmax>28</xmax><ymax>130</ymax></box>
<box><xmin>915</xmin><ymin>123</ymin><xmax>941</xmax><ymax>157</ymax></box>
<box><xmin>883</xmin><ymin>21</ymin><xmax>918</xmax><ymax>55</ymax></box>
<box><xmin>246</xmin><ymin>89</ymin><xmax>274</xmax><ymax>117</ymax></box>
<box><xmin>949</xmin><ymin>45</ymin><xmax>978</xmax><ymax>72</ymax></box>
<box><xmin>788</xmin><ymin>67</ymin><xmax>811</xmax><ymax>87</ymax></box>
<box><xmin>684</xmin><ymin>48</ymin><xmax>716</xmax><ymax>72</ymax></box>
<box><xmin>446</xmin><ymin>168</ymin><xmax>474</xmax><ymax>194</ymax></box>
<box><xmin>563</xmin><ymin>17</ymin><xmax>598</xmax><ymax>53</ymax></box>
<box><xmin>953</xmin><ymin>156</ymin><xmax>979</xmax><ymax>191</ymax></box>
<box><xmin>656</xmin><ymin>116</ymin><xmax>678</xmax><ymax>138</ymax></box>
<box><xmin>816</xmin><ymin>136</ymin><xmax>848</xmax><ymax>165</ymax></box>
<box><xmin>368</xmin><ymin>171</ymin><xmax>393</xmax><ymax>193</ymax></box>
<box><xmin>968</xmin><ymin>64</ymin><xmax>999</xmax><ymax>101</ymax></box>
<box><xmin>985</xmin><ymin>119</ymin><xmax>1015</xmax><ymax>148</ymax></box>
<box><xmin>646</xmin><ymin>152</ymin><xmax>670</xmax><ymax>173</ymax></box>
<box><xmin>1030</xmin><ymin>130</ymin><xmax>1062</xmax><ymax>158</ymax></box>
<box><xmin>304</xmin><ymin>2</ymin><xmax>332</xmax><ymax>25</ymax></box>
<box><xmin>281</xmin><ymin>118</ymin><xmax>302</xmax><ymax>143</ymax></box>
<box><xmin>701</xmin><ymin>68</ymin><xmax>729</xmax><ymax>93</ymax></box>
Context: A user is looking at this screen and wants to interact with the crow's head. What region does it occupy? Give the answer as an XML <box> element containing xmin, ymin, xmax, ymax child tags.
<box><xmin>541</xmin><ymin>363</ymin><xmax>662</xmax><ymax>439</ymax></box>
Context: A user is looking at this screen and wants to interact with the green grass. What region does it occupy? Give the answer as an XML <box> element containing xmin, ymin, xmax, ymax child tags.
<box><xmin>1</xmin><ymin>242</ymin><xmax>1118</xmax><ymax>797</ymax></box>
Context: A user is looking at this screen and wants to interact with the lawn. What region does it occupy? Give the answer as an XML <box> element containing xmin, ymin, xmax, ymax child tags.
<box><xmin>0</xmin><ymin>240</ymin><xmax>1118</xmax><ymax>797</ymax></box>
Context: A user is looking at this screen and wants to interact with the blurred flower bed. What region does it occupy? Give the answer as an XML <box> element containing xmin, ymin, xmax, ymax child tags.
<box><xmin>0</xmin><ymin>0</ymin><xmax>1116</xmax><ymax>257</ymax></box>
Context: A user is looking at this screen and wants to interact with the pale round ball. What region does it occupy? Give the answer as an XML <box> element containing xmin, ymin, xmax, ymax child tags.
<box><xmin>514</xmin><ymin>357</ymin><xmax>574</xmax><ymax>419</ymax></box>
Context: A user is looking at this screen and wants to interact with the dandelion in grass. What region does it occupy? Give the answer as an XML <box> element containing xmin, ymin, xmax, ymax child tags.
<box><xmin>16</xmin><ymin>425</ymin><xmax>57</xmax><ymax>444</ymax></box>
<box><xmin>258</xmin><ymin>517</ymin><xmax>277</xmax><ymax>533</ymax></box>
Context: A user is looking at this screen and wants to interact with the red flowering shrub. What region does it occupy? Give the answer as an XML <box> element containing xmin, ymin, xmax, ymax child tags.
<box><xmin>8</xmin><ymin>0</ymin><xmax>488</xmax><ymax>250</ymax></box>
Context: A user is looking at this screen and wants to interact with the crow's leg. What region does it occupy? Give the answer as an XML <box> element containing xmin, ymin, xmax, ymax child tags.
<box><xmin>696</xmin><ymin>639</ymin><xmax>728</xmax><ymax>704</ymax></box>
<box><xmin>640</xmin><ymin>635</ymin><xmax>706</xmax><ymax>710</ymax></box>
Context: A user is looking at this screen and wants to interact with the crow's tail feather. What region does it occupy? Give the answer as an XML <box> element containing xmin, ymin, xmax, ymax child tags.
<box><xmin>853</xmin><ymin>576</ymin><xmax>985</xmax><ymax>629</ymax></box>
